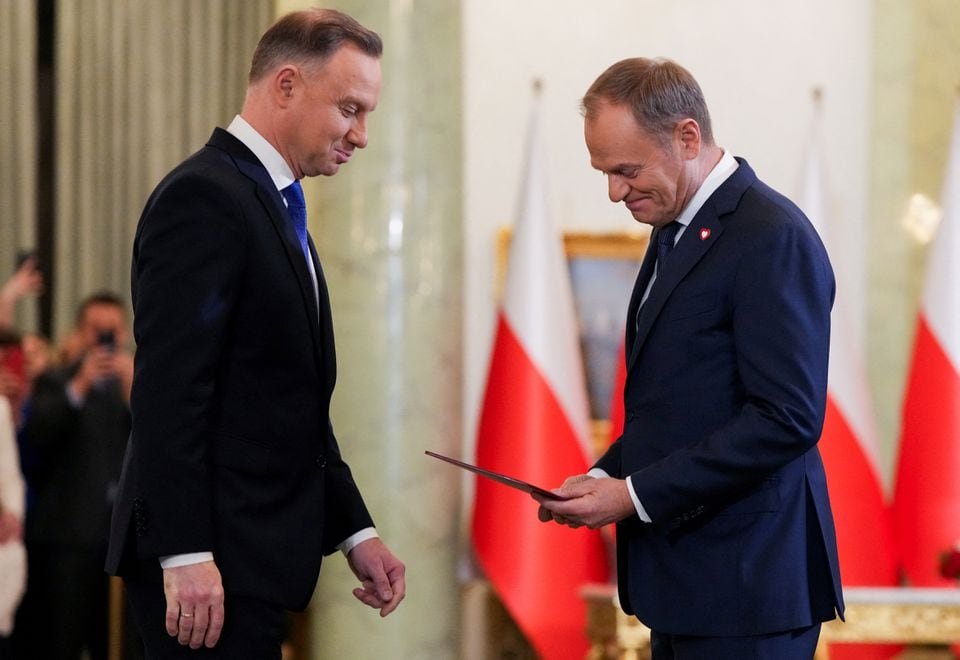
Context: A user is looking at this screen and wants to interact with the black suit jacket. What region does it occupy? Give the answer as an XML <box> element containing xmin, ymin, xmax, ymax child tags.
<box><xmin>106</xmin><ymin>129</ymin><xmax>373</xmax><ymax>611</ymax></box>
<box><xmin>596</xmin><ymin>159</ymin><xmax>844</xmax><ymax>636</ymax></box>
<box><xmin>24</xmin><ymin>364</ymin><xmax>130</xmax><ymax>547</ymax></box>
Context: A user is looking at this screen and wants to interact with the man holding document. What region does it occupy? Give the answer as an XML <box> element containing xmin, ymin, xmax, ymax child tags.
<box><xmin>535</xmin><ymin>58</ymin><xmax>843</xmax><ymax>658</ymax></box>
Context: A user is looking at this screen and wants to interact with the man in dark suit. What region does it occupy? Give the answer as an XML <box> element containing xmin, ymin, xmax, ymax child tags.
<box><xmin>106</xmin><ymin>9</ymin><xmax>405</xmax><ymax>658</ymax></box>
<box><xmin>535</xmin><ymin>58</ymin><xmax>843</xmax><ymax>658</ymax></box>
<box><xmin>15</xmin><ymin>292</ymin><xmax>136</xmax><ymax>660</ymax></box>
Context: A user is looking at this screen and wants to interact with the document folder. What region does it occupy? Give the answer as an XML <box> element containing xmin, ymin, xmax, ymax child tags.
<box><xmin>425</xmin><ymin>450</ymin><xmax>568</xmax><ymax>501</ymax></box>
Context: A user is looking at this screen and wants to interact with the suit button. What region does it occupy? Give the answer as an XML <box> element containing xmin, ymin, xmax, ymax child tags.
<box><xmin>316</xmin><ymin>456</ymin><xmax>326</xmax><ymax>469</ymax></box>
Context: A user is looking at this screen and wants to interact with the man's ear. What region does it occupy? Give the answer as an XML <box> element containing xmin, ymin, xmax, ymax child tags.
<box><xmin>274</xmin><ymin>65</ymin><xmax>298</xmax><ymax>107</ymax></box>
<box><xmin>676</xmin><ymin>118</ymin><xmax>702</xmax><ymax>159</ymax></box>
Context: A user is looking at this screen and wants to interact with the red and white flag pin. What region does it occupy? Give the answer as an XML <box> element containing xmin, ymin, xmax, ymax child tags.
<box><xmin>700</xmin><ymin>228</ymin><xmax>711</xmax><ymax>241</ymax></box>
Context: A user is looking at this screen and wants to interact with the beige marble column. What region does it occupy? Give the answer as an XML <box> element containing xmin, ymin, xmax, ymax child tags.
<box><xmin>0</xmin><ymin>0</ymin><xmax>38</xmax><ymax>330</ymax></box>
<box><xmin>272</xmin><ymin>1</ymin><xmax>463</xmax><ymax>658</ymax></box>
<box><xmin>868</xmin><ymin>0</ymin><xmax>960</xmax><ymax>479</ymax></box>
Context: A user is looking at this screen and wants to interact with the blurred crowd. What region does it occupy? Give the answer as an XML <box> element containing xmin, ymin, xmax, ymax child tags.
<box><xmin>0</xmin><ymin>256</ymin><xmax>140</xmax><ymax>659</ymax></box>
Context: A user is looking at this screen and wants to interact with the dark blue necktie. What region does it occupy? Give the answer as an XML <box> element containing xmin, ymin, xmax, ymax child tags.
<box><xmin>281</xmin><ymin>181</ymin><xmax>311</xmax><ymax>266</ymax></box>
<box><xmin>636</xmin><ymin>221</ymin><xmax>681</xmax><ymax>331</ymax></box>
<box><xmin>655</xmin><ymin>221</ymin><xmax>680</xmax><ymax>276</ymax></box>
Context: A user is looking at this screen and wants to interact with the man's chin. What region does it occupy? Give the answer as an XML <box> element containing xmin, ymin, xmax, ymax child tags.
<box><xmin>309</xmin><ymin>163</ymin><xmax>341</xmax><ymax>177</ymax></box>
<box><xmin>630</xmin><ymin>211</ymin><xmax>656</xmax><ymax>226</ymax></box>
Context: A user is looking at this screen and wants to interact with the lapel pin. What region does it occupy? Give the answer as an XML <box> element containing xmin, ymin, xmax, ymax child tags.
<box><xmin>700</xmin><ymin>228</ymin><xmax>711</xmax><ymax>241</ymax></box>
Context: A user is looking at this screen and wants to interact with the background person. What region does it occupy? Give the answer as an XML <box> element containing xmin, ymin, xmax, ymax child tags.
<box><xmin>13</xmin><ymin>291</ymin><xmax>135</xmax><ymax>660</ymax></box>
<box><xmin>0</xmin><ymin>331</ymin><xmax>26</xmax><ymax>654</ymax></box>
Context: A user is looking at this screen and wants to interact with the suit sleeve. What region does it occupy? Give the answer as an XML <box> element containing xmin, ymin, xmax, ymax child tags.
<box><xmin>630</xmin><ymin>215</ymin><xmax>835</xmax><ymax>524</ymax></box>
<box><xmin>321</xmin><ymin>421</ymin><xmax>374</xmax><ymax>555</ymax></box>
<box><xmin>594</xmin><ymin>435</ymin><xmax>623</xmax><ymax>477</ymax></box>
<box><xmin>128</xmin><ymin>172</ymin><xmax>246</xmax><ymax>559</ymax></box>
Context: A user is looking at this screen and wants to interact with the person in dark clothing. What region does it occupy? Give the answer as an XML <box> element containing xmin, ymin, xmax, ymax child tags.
<box><xmin>13</xmin><ymin>292</ymin><xmax>136</xmax><ymax>660</ymax></box>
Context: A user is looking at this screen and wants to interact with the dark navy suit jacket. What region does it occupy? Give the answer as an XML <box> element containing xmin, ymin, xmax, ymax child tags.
<box><xmin>106</xmin><ymin>129</ymin><xmax>372</xmax><ymax>611</ymax></box>
<box><xmin>596</xmin><ymin>158</ymin><xmax>844</xmax><ymax>636</ymax></box>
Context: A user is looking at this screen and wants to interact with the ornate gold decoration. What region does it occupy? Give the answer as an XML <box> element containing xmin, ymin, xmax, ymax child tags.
<box><xmin>582</xmin><ymin>584</ymin><xmax>960</xmax><ymax>660</ymax></box>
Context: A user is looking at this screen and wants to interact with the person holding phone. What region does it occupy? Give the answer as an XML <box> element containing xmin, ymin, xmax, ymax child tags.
<box><xmin>13</xmin><ymin>291</ymin><xmax>138</xmax><ymax>660</ymax></box>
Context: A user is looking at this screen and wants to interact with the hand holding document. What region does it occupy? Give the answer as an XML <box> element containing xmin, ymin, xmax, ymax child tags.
<box><xmin>424</xmin><ymin>451</ymin><xmax>568</xmax><ymax>501</ymax></box>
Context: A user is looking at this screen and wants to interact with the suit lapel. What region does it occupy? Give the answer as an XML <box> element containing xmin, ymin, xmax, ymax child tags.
<box><xmin>626</xmin><ymin>158</ymin><xmax>756</xmax><ymax>370</ymax></box>
<box><xmin>207</xmin><ymin>129</ymin><xmax>325</xmax><ymax>370</ymax></box>
<box><xmin>307</xmin><ymin>237</ymin><xmax>337</xmax><ymax>388</ymax></box>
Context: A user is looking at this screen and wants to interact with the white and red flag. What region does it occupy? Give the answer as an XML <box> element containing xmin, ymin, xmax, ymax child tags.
<box><xmin>472</xmin><ymin>97</ymin><xmax>608</xmax><ymax>659</ymax></box>
<box><xmin>800</xmin><ymin>93</ymin><xmax>899</xmax><ymax>659</ymax></box>
<box><xmin>893</xmin><ymin>99</ymin><xmax>960</xmax><ymax>586</ymax></box>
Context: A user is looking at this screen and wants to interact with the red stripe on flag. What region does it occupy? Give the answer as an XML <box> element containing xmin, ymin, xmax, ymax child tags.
<box><xmin>894</xmin><ymin>315</ymin><xmax>960</xmax><ymax>586</ymax></box>
<box><xmin>820</xmin><ymin>395</ymin><xmax>898</xmax><ymax>585</ymax></box>
<box><xmin>820</xmin><ymin>396</ymin><xmax>901</xmax><ymax>660</ymax></box>
<box><xmin>473</xmin><ymin>314</ymin><xmax>609</xmax><ymax>660</ymax></box>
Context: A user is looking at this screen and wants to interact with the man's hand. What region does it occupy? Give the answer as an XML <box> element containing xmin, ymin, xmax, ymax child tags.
<box><xmin>70</xmin><ymin>347</ymin><xmax>134</xmax><ymax>401</ymax></box>
<box><xmin>0</xmin><ymin>258</ymin><xmax>44</xmax><ymax>303</ymax></box>
<box><xmin>163</xmin><ymin>560</ymin><xmax>225</xmax><ymax>649</ymax></box>
<box><xmin>346</xmin><ymin>537</ymin><xmax>406</xmax><ymax>617</ymax></box>
<box><xmin>70</xmin><ymin>347</ymin><xmax>114</xmax><ymax>399</ymax></box>
<box><xmin>534</xmin><ymin>475</ymin><xmax>635</xmax><ymax>529</ymax></box>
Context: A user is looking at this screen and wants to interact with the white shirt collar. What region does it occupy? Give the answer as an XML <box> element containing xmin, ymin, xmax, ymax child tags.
<box><xmin>674</xmin><ymin>149</ymin><xmax>739</xmax><ymax>229</ymax></box>
<box><xmin>226</xmin><ymin>115</ymin><xmax>296</xmax><ymax>192</ymax></box>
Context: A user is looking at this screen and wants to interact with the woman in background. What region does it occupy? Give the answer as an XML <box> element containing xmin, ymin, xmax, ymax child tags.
<box><xmin>0</xmin><ymin>384</ymin><xmax>26</xmax><ymax>653</ymax></box>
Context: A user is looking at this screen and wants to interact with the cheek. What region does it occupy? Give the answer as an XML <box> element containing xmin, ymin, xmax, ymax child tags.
<box><xmin>654</xmin><ymin>174</ymin><xmax>679</xmax><ymax>202</ymax></box>
<box><xmin>317</xmin><ymin>112</ymin><xmax>350</xmax><ymax>141</ymax></box>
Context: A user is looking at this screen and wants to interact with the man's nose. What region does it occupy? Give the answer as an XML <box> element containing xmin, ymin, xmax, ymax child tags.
<box><xmin>347</xmin><ymin>118</ymin><xmax>368</xmax><ymax>149</ymax></box>
<box><xmin>607</xmin><ymin>175</ymin><xmax>628</xmax><ymax>203</ymax></box>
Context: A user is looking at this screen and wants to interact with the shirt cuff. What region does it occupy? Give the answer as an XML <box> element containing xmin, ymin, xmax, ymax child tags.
<box><xmin>337</xmin><ymin>527</ymin><xmax>379</xmax><ymax>557</ymax></box>
<box><xmin>589</xmin><ymin>468</ymin><xmax>652</xmax><ymax>522</ymax></box>
<box><xmin>159</xmin><ymin>552</ymin><xmax>215</xmax><ymax>569</ymax></box>
<box><xmin>626</xmin><ymin>475</ymin><xmax>653</xmax><ymax>523</ymax></box>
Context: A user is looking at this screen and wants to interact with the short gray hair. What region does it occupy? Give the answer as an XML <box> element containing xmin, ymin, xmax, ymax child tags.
<box><xmin>582</xmin><ymin>57</ymin><xmax>713</xmax><ymax>147</ymax></box>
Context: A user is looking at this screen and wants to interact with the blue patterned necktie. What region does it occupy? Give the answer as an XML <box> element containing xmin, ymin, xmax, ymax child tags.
<box><xmin>281</xmin><ymin>181</ymin><xmax>311</xmax><ymax>266</ymax></box>
<box><xmin>636</xmin><ymin>221</ymin><xmax>681</xmax><ymax>331</ymax></box>
<box><xmin>655</xmin><ymin>221</ymin><xmax>680</xmax><ymax>276</ymax></box>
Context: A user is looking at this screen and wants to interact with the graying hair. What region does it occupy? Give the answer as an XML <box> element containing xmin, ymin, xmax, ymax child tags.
<box><xmin>582</xmin><ymin>57</ymin><xmax>713</xmax><ymax>147</ymax></box>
